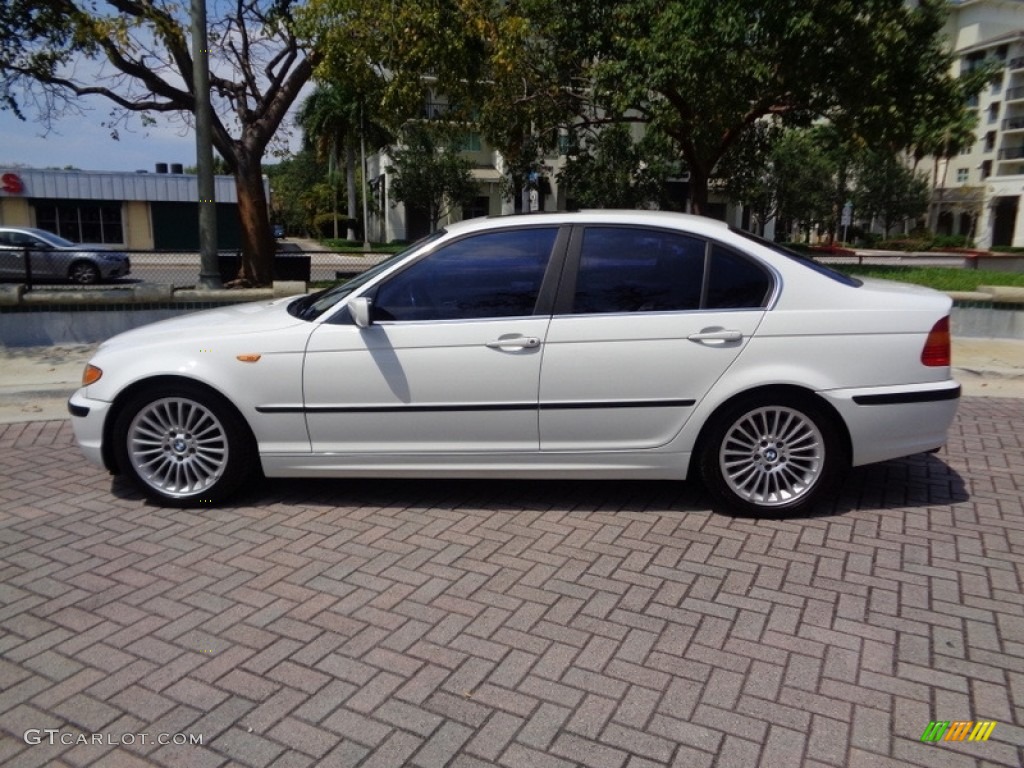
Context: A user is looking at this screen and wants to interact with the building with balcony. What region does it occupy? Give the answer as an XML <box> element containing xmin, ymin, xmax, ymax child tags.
<box><xmin>364</xmin><ymin>90</ymin><xmax>571</xmax><ymax>243</ymax></box>
<box><xmin>925</xmin><ymin>0</ymin><xmax>1024</xmax><ymax>247</ymax></box>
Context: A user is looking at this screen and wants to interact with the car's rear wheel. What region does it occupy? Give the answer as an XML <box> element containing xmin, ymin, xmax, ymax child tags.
<box><xmin>112</xmin><ymin>383</ymin><xmax>254</xmax><ymax>507</ymax></box>
<box><xmin>68</xmin><ymin>261</ymin><xmax>100</xmax><ymax>284</ymax></box>
<box><xmin>699</xmin><ymin>393</ymin><xmax>848</xmax><ymax>516</ymax></box>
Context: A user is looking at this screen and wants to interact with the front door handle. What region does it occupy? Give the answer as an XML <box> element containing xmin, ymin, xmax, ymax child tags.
<box><xmin>688</xmin><ymin>328</ymin><xmax>743</xmax><ymax>344</ymax></box>
<box><xmin>486</xmin><ymin>335</ymin><xmax>541</xmax><ymax>350</ymax></box>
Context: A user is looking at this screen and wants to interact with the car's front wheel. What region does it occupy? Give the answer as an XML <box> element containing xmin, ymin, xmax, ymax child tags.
<box><xmin>112</xmin><ymin>383</ymin><xmax>255</xmax><ymax>507</ymax></box>
<box><xmin>68</xmin><ymin>260</ymin><xmax>101</xmax><ymax>284</ymax></box>
<box><xmin>699</xmin><ymin>393</ymin><xmax>848</xmax><ymax>516</ymax></box>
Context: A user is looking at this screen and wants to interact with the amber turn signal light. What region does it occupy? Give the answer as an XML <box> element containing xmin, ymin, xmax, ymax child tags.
<box><xmin>82</xmin><ymin>364</ymin><xmax>103</xmax><ymax>386</ymax></box>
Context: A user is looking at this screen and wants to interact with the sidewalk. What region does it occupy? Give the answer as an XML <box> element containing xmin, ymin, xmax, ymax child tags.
<box><xmin>1</xmin><ymin>338</ymin><xmax>1021</xmax><ymax>424</ymax></box>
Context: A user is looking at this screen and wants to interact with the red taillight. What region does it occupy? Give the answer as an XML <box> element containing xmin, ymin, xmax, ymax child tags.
<box><xmin>921</xmin><ymin>316</ymin><xmax>951</xmax><ymax>367</ymax></box>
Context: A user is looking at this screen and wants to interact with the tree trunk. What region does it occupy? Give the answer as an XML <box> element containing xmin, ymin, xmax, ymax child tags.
<box><xmin>927</xmin><ymin>154</ymin><xmax>942</xmax><ymax>232</ymax></box>
<box><xmin>346</xmin><ymin>143</ymin><xmax>358</xmax><ymax>241</ymax></box>
<box><xmin>233</xmin><ymin>155</ymin><xmax>275</xmax><ymax>287</ymax></box>
<box><xmin>688</xmin><ymin>166</ymin><xmax>710</xmax><ymax>216</ymax></box>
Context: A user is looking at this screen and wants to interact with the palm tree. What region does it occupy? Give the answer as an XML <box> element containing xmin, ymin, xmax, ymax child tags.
<box><xmin>912</xmin><ymin>107</ymin><xmax>980</xmax><ymax>233</ymax></box>
<box><xmin>297</xmin><ymin>84</ymin><xmax>362</xmax><ymax>240</ymax></box>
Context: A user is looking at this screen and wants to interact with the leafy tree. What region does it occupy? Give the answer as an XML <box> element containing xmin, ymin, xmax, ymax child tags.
<box><xmin>0</xmin><ymin>0</ymin><xmax>316</xmax><ymax>285</ymax></box>
<box><xmin>772</xmin><ymin>128</ymin><xmax>839</xmax><ymax>241</ymax></box>
<box><xmin>265</xmin><ymin>150</ymin><xmax>330</xmax><ymax>236</ymax></box>
<box><xmin>851</xmin><ymin>149</ymin><xmax>930</xmax><ymax>236</ymax></box>
<box><xmin>302</xmin><ymin>0</ymin><xmax>587</xmax><ymax>210</ymax></box>
<box><xmin>387</xmin><ymin>125</ymin><xmax>480</xmax><ymax>232</ymax></box>
<box><xmin>558</xmin><ymin>124</ymin><xmax>675</xmax><ymax>209</ymax></box>
<box><xmin>715</xmin><ymin>119</ymin><xmax>786</xmax><ymax>234</ymax></box>
<box><xmin>306</xmin><ymin>0</ymin><xmax>971</xmax><ymax>222</ymax></box>
<box><xmin>581</xmin><ymin>0</ymin><xmax>968</xmax><ymax>215</ymax></box>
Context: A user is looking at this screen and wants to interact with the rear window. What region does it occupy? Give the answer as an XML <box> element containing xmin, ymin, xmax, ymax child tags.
<box><xmin>731</xmin><ymin>228</ymin><xmax>863</xmax><ymax>287</ymax></box>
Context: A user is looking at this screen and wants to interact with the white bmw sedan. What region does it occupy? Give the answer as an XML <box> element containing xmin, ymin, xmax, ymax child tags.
<box><xmin>69</xmin><ymin>211</ymin><xmax>960</xmax><ymax>515</ymax></box>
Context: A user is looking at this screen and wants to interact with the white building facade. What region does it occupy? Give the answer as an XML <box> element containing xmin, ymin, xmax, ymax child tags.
<box><xmin>925</xmin><ymin>0</ymin><xmax>1024</xmax><ymax>248</ymax></box>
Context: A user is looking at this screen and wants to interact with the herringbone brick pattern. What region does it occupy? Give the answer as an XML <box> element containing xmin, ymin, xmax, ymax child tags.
<box><xmin>0</xmin><ymin>397</ymin><xmax>1021</xmax><ymax>767</ymax></box>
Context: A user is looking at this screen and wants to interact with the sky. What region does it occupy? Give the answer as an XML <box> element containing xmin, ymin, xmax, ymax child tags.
<box><xmin>0</xmin><ymin>97</ymin><xmax>304</xmax><ymax>173</ymax></box>
<box><xmin>0</xmin><ymin>107</ymin><xmax>206</xmax><ymax>173</ymax></box>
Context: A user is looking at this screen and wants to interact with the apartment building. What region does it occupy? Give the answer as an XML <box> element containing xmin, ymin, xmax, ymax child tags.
<box><xmin>364</xmin><ymin>90</ymin><xmax>572</xmax><ymax>242</ymax></box>
<box><xmin>927</xmin><ymin>0</ymin><xmax>1024</xmax><ymax>247</ymax></box>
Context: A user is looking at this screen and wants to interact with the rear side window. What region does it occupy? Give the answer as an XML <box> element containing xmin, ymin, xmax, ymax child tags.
<box><xmin>569</xmin><ymin>226</ymin><xmax>771</xmax><ymax>314</ymax></box>
<box><xmin>573</xmin><ymin>227</ymin><xmax>706</xmax><ymax>313</ymax></box>
<box><xmin>731</xmin><ymin>227</ymin><xmax>862</xmax><ymax>287</ymax></box>
<box><xmin>706</xmin><ymin>245</ymin><xmax>772</xmax><ymax>308</ymax></box>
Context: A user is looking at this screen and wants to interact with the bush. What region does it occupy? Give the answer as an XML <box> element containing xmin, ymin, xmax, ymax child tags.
<box><xmin>989</xmin><ymin>245</ymin><xmax>1024</xmax><ymax>253</ymax></box>
<box><xmin>313</xmin><ymin>213</ymin><xmax>357</xmax><ymax>239</ymax></box>
<box><xmin>930</xmin><ymin>234</ymin><xmax>970</xmax><ymax>250</ymax></box>
<box><xmin>874</xmin><ymin>237</ymin><xmax>931</xmax><ymax>252</ymax></box>
<box><xmin>846</xmin><ymin>229</ymin><xmax>882</xmax><ymax>248</ymax></box>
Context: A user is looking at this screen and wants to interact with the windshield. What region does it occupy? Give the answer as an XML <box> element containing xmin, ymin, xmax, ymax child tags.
<box><xmin>731</xmin><ymin>228</ymin><xmax>863</xmax><ymax>287</ymax></box>
<box><xmin>287</xmin><ymin>231</ymin><xmax>446</xmax><ymax>321</ymax></box>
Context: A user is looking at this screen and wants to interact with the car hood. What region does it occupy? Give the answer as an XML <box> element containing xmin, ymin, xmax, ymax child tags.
<box><xmin>98</xmin><ymin>295</ymin><xmax>308</xmax><ymax>350</ymax></box>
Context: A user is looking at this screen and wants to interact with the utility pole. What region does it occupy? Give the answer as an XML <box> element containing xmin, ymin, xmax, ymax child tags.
<box><xmin>192</xmin><ymin>0</ymin><xmax>222</xmax><ymax>288</ymax></box>
<box><xmin>361</xmin><ymin>99</ymin><xmax>371</xmax><ymax>251</ymax></box>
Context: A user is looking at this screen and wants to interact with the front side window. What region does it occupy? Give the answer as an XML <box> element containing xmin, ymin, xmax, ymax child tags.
<box><xmin>372</xmin><ymin>227</ymin><xmax>558</xmax><ymax>321</ymax></box>
<box><xmin>0</xmin><ymin>230</ymin><xmax>49</xmax><ymax>248</ymax></box>
<box><xmin>573</xmin><ymin>227</ymin><xmax>706</xmax><ymax>313</ymax></box>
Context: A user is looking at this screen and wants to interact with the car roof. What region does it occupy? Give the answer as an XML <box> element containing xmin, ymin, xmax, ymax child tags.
<box><xmin>0</xmin><ymin>226</ymin><xmax>55</xmax><ymax>236</ymax></box>
<box><xmin>443</xmin><ymin>210</ymin><xmax>731</xmax><ymax>236</ymax></box>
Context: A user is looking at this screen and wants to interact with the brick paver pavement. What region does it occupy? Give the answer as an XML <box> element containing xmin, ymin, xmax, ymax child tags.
<box><xmin>0</xmin><ymin>397</ymin><xmax>1021</xmax><ymax>768</ymax></box>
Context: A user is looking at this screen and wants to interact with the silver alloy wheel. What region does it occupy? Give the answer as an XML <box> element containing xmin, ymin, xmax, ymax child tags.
<box><xmin>126</xmin><ymin>397</ymin><xmax>228</xmax><ymax>498</ymax></box>
<box><xmin>69</xmin><ymin>261</ymin><xmax>100</xmax><ymax>284</ymax></box>
<box><xmin>719</xmin><ymin>405</ymin><xmax>825</xmax><ymax>508</ymax></box>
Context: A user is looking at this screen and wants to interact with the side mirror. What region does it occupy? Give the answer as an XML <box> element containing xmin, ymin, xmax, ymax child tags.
<box><xmin>349</xmin><ymin>296</ymin><xmax>373</xmax><ymax>328</ymax></box>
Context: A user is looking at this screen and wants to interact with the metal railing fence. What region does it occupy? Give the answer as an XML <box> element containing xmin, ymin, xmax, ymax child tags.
<box><xmin>1</xmin><ymin>248</ymin><xmax>387</xmax><ymax>290</ymax></box>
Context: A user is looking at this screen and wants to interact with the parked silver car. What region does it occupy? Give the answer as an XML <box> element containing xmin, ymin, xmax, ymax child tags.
<box><xmin>0</xmin><ymin>226</ymin><xmax>131</xmax><ymax>284</ymax></box>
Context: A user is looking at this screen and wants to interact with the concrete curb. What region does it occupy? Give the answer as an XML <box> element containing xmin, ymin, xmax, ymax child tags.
<box><xmin>3</xmin><ymin>281</ymin><xmax>308</xmax><ymax>306</ymax></box>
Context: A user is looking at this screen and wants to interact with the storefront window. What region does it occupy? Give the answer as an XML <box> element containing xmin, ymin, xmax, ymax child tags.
<box><xmin>34</xmin><ymin>200</ymin><xmax>124</xmax><ymax>244</ymax></box>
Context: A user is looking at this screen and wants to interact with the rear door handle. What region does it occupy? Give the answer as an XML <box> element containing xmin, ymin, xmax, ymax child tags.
<box><xmin>486</xmin><ymin>335</ymin><xmax>541</xmax><ymax>350</ymax></box>
<box><xmin>688</xmin><ymin>328</ymin><xmax>743</xmax><ymax>344</ymax></box>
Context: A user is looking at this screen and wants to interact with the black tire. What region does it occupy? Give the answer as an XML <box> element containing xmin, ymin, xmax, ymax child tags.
<box><xmin>68</xmin><ymin>261</ymin><xmax>101</xmax><ymax>284</ymax></box>
<box><xmin>112</xmin><ymin>382</ymin><xmax>255</xmax><ymax>507</ymax></box>
<box><xmin>699</xmin><ymin>393</ymin><xmax>848</xmax><ymax>516</ymax></box>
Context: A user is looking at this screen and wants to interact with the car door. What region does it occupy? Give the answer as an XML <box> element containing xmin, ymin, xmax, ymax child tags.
<box><xmin>0</xmin><ymin>231</ymin><xmax>20</xmax><ymax>277</ymax></box>
<box><xmin>303</xmin><ymin>226</ymin><xmax>566</xmax><ymax>454</ymax></box>
<box><xmin>539</xmin><ymin>225</ymin><xmax>772</xmax><ymax>451</ymax></box>
<box><xmin>0</xmin><ymin>231</ymin><xmax>57</xmax><ymax>279</ymax></box>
